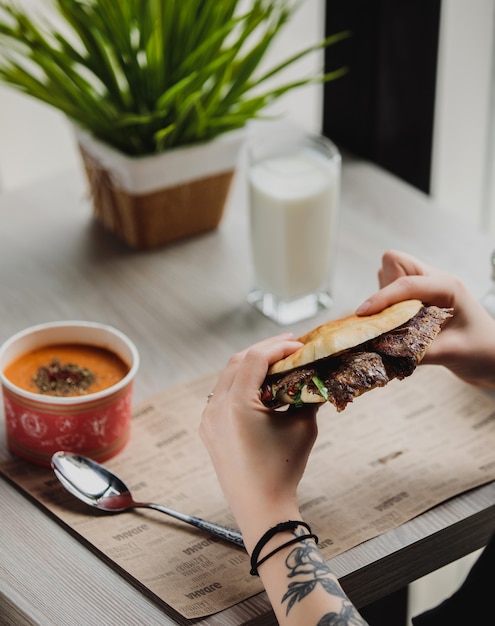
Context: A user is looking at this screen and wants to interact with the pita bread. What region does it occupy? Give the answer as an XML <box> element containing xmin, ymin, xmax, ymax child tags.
<box><xmin>268</xmin><ymin>299</ymin><xmax>423</xmax><ymax>375</ymax></box>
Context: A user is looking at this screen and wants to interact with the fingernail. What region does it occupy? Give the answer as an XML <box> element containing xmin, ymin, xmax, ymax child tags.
<box><xmin>355</xmin><ymin>301</ymin><xmax>371</xmax><ymax>315</ymax></box>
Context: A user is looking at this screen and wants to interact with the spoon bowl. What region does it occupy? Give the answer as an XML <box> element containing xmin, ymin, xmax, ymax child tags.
<box><xmin>51</xmin><ymin>451</ymin><xmax>244</xmax><ymax>547</ymax></box>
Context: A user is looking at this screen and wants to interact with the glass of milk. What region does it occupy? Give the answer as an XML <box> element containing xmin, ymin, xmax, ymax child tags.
<box><xmin>247</xmin><ymin>127</ymin><xmax>341</xmax><ymax>325</ymax></box>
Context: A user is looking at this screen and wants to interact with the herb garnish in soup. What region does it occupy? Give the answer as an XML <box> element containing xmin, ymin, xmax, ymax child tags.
<box><xmin>34</xmin><ymin>358</ymin><xmax>95</xmax><ymax>395</ymax></box>
<box><xmin>4</xmin><ymin>343</ymin><xmax>129</xmax><ymax>397</ymax></box>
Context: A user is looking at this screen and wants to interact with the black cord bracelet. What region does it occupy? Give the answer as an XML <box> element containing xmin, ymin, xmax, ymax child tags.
<box><xmin>251</xmin><ymin>533</ymin><xmax>319</xmax><ymax>576</ymax></box>
<box><xmin>249</xmin><ymin>520</ymin><xmax>314</xmax><ymax>576</ymax></box>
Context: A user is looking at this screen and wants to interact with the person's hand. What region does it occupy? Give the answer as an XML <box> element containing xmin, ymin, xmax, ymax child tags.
<box><xmin>355</xmin><ymin>249</ymin><xmax>495</xmax><ymax>390</ymax></box>
<box><xmin>200</xmin><ymin>334</ymin><xmax>319</xmax><ymax>553</ymax></box>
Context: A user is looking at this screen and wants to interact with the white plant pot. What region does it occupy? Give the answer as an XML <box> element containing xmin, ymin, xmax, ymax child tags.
<box><xmin>75</xmin><ymin>128</ymin><xmax>246</xmax><ymax>249</ymax></box>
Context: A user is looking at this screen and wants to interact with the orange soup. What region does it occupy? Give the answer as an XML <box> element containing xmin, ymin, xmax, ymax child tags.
<box><xmin>3</xmin><ymin>343</ymin><xmax>129</xmax><ymax>397</ymax></box>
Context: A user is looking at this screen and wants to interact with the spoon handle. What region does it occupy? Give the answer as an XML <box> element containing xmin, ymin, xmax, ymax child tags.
<box><xmin>139</xmin><ymin>502</ymin><xmax>244</xmax><ymax>547</ymax></box>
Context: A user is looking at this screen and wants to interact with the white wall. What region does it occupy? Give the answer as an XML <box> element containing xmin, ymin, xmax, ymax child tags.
<box><xmin>0</xmin><ymin>86</ymin><xmax>81</xmax><ymax>191</ymax></box>
<box><xmin>430</xmin><ymin>0</ymin><xmax>495</xmax><ymax>233</ymax></box>
<box><xmin>0</xmin><ymin>0</ymin><xmax>80</xmax><ymax>190</ymax></box>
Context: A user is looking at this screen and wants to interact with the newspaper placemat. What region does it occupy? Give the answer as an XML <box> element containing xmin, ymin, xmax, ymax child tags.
<box><xmin>1</xmin><ymin>365</ymin><xmax>495</xmax><ymax>619</ymax></box>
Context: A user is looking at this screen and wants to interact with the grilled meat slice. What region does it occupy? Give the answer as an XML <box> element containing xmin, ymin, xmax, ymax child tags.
<box><xmin>370</xmin><ymin>305</ymin><xmax>452</xmax><ymax>360</ymax></box>
<box><xmin>324</xmin><ymin>351</ymin><xmax>390</xmax><ymax>412</ymax></box>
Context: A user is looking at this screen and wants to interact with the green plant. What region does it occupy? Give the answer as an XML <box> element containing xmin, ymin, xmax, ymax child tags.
<box><xmin>0</xmin><ymin>0</ymin><xmax>349</xmax><ymax>156</ymax></box>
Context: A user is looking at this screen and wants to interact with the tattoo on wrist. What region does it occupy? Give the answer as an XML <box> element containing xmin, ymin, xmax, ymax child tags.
<box><xmin>281</xmin><ymin>531</ymin><xmax>368</xmax><ymax>625</ymax></box>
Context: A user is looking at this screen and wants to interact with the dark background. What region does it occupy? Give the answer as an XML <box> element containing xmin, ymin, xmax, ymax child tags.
<box><xmin>323</xmin><ymin>0</ymin><xmax>442</xmax><ymax>194</ymax></box>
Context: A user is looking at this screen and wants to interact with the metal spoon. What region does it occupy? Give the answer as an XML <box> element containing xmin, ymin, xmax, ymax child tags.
<box><xmin>51</xmin><ymin>451</ymin><xmax>244</xmax><ymax>547</ymax></box>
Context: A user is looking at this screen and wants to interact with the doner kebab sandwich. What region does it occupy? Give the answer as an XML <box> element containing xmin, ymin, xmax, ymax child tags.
<box><xmin>260</xmin><ymin>300</ymin><xmax>452</xmax><ymax>411</ymax></box>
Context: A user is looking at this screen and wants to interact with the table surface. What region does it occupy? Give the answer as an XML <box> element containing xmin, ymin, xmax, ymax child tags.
<box><xmin>1</xmin><ymin>153</ymin><xmax>495</xmax><ymax>626</ymax></box>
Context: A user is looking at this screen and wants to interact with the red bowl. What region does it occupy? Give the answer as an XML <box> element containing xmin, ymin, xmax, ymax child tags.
<box><xmin>0</xmin><ymin>321</ymin><xmax>139</xmax><ymax>466</ymax></box>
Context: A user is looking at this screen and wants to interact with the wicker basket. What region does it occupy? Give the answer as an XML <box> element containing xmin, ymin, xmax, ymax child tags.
<box><xmin>76</xmin><ymin>129</ymin><xmax>245</xmax><ymax>250</ymax></box>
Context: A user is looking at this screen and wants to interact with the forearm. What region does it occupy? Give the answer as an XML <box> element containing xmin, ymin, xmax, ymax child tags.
<box><xmin>200</xmin><ymin>335</ymin><xmax>368</xmax><ymax>624</ymax></box>
<box><xmin>242</xmin><ymin>512</ymin><xmax>369</xmax><ymax>626</ymax></box>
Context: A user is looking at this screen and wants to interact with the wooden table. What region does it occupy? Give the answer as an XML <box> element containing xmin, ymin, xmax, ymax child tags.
<box><xmin>1</xmin><ymin>154</ymin><xmax>495</xmax><ymax>625</ymax></box>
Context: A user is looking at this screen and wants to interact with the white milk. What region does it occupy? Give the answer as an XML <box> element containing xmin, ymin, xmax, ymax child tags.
<box><xmin>249</xmin><ymin>149</ymin><xmax>340</xmax><ymax>302</ymax></box>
